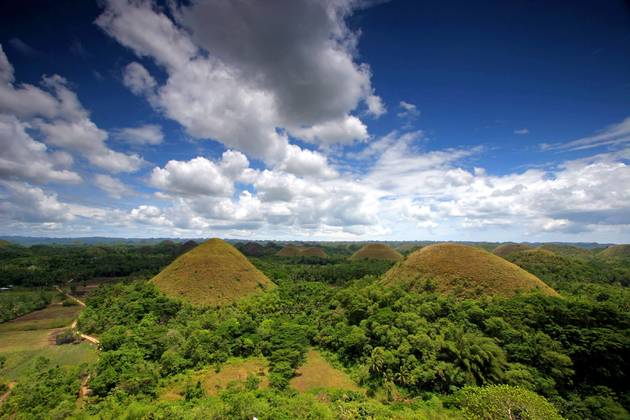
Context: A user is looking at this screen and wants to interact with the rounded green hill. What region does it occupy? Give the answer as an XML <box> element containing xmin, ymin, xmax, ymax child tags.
<box><xmin>299</xmin><ymin>247</ymin><xmax>327</xmax><ymax>258</ymax></box>
<box><xmin>493</xmin><ymin>243</ymin><xmax>532</xmax><ymax>258</ymax></box>
<box><xmin>382</xmin><ymin>243</ymin><xmax>558</xmax><ymax>299</ymax></box>
<box><xmin>599</xmin><ymin>244</ymin><xmax>630</xmax><ymax>259</ymax></box>
<box><xmin>151</xmin><ymin>238</ymin><xmax>275</xmax><ymax>306</ymax></box>
<box><xmin>350</xmin><ymin>243</ymin><xmax>403</xmax><ymax>262</ymax></box>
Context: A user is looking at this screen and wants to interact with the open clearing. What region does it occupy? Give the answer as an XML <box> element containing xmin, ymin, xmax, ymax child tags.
<box><xmin>290</xmin><ymin>350</ymin><xmax>360</xmax><ymax>393</ymax></box>
<box><xmin>160</xmin><ymin>357</ymin><xmax>269</xmax><ymax>400</ymax></box>
<box><xmin>0</xmin><ymin>304</ymin><xmax>81</xmax><ymax>333</ymax></box>
<box><xmin>0</xmin><ymin>301</ymin><xmax>96</xmax><ymax>382</ymax></box>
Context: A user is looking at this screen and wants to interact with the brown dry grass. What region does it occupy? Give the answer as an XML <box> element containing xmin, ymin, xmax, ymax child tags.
<box><xmin>493</xmin><ymin>243</ymin><xmax>532</xmax><ymax>258</ymax></box>
<box><xmin>382</xmin><ymin>243</ymin><xmax>559</xmax><ymax>299</ymax></box>
<box><xmin>290</xmin><ymin>350</ymin><xmax>360</xmax><ymax>393</ymax></box>
<box><xmin>160</xmin><ymin>358</ymin><xmax>269</xmax><ymax>400</ymax></box>
<box><xmin>599</xmin><ymin>244</ymin><xmax>630</xmax><ymax>259</ymax></box>
<box><xmin>151</xmin><ymin>238</ymin><xmax>275</xmax><ymax>306</ymax></box>
<box><xmin>350</xmin><ymin>244</ymin><xmax>403</xmax><ymax>262</ymax></box>
<box><xmin>299</xmin><ymin>247</ymin><xmax>327</xmax><ymax>258</ymax></box>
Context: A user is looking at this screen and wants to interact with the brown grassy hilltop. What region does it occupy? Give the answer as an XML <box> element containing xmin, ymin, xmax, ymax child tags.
<box><xmin>599</xmin><ymin>244</ymin><xmax>630</xmax><ymax>259</ymax></box>
<box><xmin>382</xmin><ymin>243</ymin><xmax>558</xmax><ymax>299</ymax></box>
<box><xmin>276</xmin><ymin>245</ymin><xmax>303</xmax><ymax>257</ymax></box>
<box><xmin>493</xmin><ymin>243</ymin><xmax>532</xmax><ymax>258</ymax></box>
<box><xmin>350</xmin><ymin>243</ymin><xmax>403</xmax><ymax>262</ymax></box>
<box><xmin>151</xmin><ymin>238</ymin><xmax>275</xmax><ymax>306</ymax></box>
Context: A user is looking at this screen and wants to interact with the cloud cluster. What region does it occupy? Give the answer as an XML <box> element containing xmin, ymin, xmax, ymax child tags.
<box><xmin>0</xmin><ymin>45</ymin><xmax>143</xmax><ymax>174</ymax></box>
<box><xmin>97</xmin><ymin>0</ymin><xmax>382</xmax><ymax>164</ymax></box>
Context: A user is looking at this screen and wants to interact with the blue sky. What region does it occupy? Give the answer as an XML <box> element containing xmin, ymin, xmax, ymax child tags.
<box><xmin>0</xmin><ymin>0</ymin><xmax>629</xmax><ymax>242</ymax></box>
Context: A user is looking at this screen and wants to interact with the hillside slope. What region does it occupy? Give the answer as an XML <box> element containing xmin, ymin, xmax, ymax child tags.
<box><xmin>151</xmin><ymin>238</ymin><xmax>275</xmax><ymax>306</ymax></box>
<box><xmin>350</xmin><ymin>243</ymin><xmax>403</xmax><ymax>262</ymax></box>
<box><xmin>599</xmin><ymin>244</ymin><xmax>630</xmax><ymax>259</ymax></box>
<box><xmin>382</xmin><ymin>243</ymin><xmax>558</xmax><ymax>298</ymax></box>
<box><xmin>493</xmin><ymin>243</ymin><xmax>532</xmax><ymax>258</ymax></box>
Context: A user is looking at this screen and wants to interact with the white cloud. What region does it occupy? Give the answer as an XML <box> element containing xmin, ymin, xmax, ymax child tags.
<box><xmin>0</xmin><ymin>114</ymin><xmax>81</xmax><ymax>184</ymax></box>
<box><xmin>94</xmin><ymin>174</ymin><xmax>133</xmax><ymax>199</ymax></box>
<box><xmin>114</xmin><ymin>124</ymin><xmax>163</xmax><ymax>145</ymax></box>
<box><xmin>122</xmin><ymin>62</ymin><xmax>157</xmax><ymax>96</ymax></box>
<box><xmin>0</xmin><ymin>181</ymin><xmax>74</xmax><ymax>223</ymax></box>
<box><xmin>290</xmin><ymin>115</ymin><xmax>368</xmax><ymax>146</ymax></box>
<box><xmin>96</xmin><ymin>0</ymin><xmax>382</xmax><ymax>163</ymax></box>
<box><xmin>397</xmin><ymin>101</ymin><xmax>420</xmax><ymax>119</ymax></box>
<box><xmin>0</xmin><ymin>45</ymin><xmax>144</xmax><ymax>174</ymax></box>
<box><xmin>150</xmin><ymin>150</ymin><xmax>249</xmax><ymax>197</ymax></box>
<box><xmin>541</xmin><ymin>116</ymin><xmax>630</xmax><ymax>151</ymax></box>
<box><xmin>514</xmin><ymin>128</ymin><xmax>529</xmax><ymax>135</ymax></box>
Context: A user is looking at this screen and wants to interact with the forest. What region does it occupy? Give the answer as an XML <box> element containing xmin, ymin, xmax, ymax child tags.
<box><xmin>0</xmin><ymin>241</ymin><xmax>629</xmax><ymax>419</ymax></box>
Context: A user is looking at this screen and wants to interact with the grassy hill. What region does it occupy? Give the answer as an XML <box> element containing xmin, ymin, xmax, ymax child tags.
<box><xmin>350</xmin><ymin>243</ymin><xmax>403</xmax><ymax>262</ymax></box>
<box><xmin>238</xmin><ymin>242</ymin><xmax>267</xmax><ymax>257</ymax></box>
<box><xmin>276</xmin><ymin>245</ymin><xmax>327</xmax><ymax>258</ymax></box>
<box><xmin>299</xmin><ymin>247</ymin><xmax>327</xmax><ymax>258</ymax></box>
<box><xmin>599</xmin><ymin>244</ymin><xmax>630</xmax><ymax>259</ymax></box>
<box><xmin>493</xmin><ymin>243</ymin><xmax>532</xmax><ymax>258</ymax></box>
<box><xmin>276</xmin><ymin>245</ymin><xmax>303</xmax><ymax>257</ymax></box>
<box><xmin>151</xmin><ymin>238</ymin><xmax>275</xmax><ymax>306</ymax></box>
<box><xmin>539</xmin><ymin>244</ymin><xmax>592</xmax><ymax>258</ymax></box>
<box><xmin>382</xmin><ymin>243</ymin><xmax>558</xmax><ymax>298</ymax></box>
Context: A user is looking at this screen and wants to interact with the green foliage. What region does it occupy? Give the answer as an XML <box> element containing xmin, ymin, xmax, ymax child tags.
<box><xmin>0</xmin><ymin>357</ymin><xmax>84</xmax><ymax>419</ymax></box>
<box><xmin>456</xmin><ymin>385</ymin><xmax>562</xmax><ymax>420</ymax></box>
<box><xmin>0</xmin><ymin>289</ymin><xmax>52</xmax><ymax>322</ymax></box>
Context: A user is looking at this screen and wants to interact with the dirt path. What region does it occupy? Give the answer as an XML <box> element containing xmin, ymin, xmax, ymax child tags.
<box><xmin>54</xmin><ymin>286</ymin><xmax>99</xmax><ymax>345</ymax></box>
<box><xmin>0</xmin><ymin>382</ymin><xmax>15</xmax><ymax>406</ymax></box>
<box><xmin>54</xmin><ymin>286</ymin><xmax>86</xmax><ymax>307</ymax></box>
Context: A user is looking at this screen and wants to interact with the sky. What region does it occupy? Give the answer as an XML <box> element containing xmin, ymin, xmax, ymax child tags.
<box><xmin>0</xmin><ymin>0</ymin><xmax>629</xmax><ymax>242</ymax></box>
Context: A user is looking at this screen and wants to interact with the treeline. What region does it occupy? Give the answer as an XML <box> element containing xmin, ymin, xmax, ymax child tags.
<box><xmin>0</xmin><ymin>241</ymin><xmax>196</xmax><ymax>287</ymax></box>
<box><xmin>0</xmin><ymin>289</ymin><xmax>52</xmax><ymax>322</ymax></box>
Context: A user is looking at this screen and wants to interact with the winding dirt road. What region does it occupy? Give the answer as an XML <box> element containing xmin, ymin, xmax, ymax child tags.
<box><xmin>54</xmin><ymin>286</ymin><xmax>99</xmax><ymax>345</ymax></box>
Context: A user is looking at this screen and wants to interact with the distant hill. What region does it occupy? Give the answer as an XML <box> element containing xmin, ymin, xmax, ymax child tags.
<box><xmin>382</xmin><ymin>243</ymin><xmax>558</xmax><ymax>299</ymax></box>
<box><xmin>350</xmin><ymin>243</ymin><xmax>403</xmax><ymax>262</ymax></box>
<box><xmin>599</xmin><ymin>244</ymin><xmax>630</xmax><ymax>259</ymax></box>
<box><xmin>239</xmin><ymin>242</ymin><xmax>267</xmax><ymax>257</ymax></box>
<box><xmin>276</xmin><ymin>245</ymin><xmax>303</xmax><ymax>257</ymax></box>
<box><xmin>299</xmin><ymin>247</ymin><xmax>328</xmax><ymax>258</ymax></box>
<box><xmin>151</xmin><ymin>238</ymin><xmax>275</xmax><ymax>306</ymax></box>
<box><xmin>276</xmin><ymin>245</ymin><xmax>327</xmax><ymax>258</ymax></box>
<box><xmin>539</xmin><ymin>244</ymin><xmax>592</xmax><ymax>258</ymax></box>
<box><xmin>493</xmin><ymin>243</ymin><xmax>532</xmax><ymax>258</ymax></box>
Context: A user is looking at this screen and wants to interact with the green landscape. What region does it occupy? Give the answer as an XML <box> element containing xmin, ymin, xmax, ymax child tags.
<box><xmin>1</xmin><ymin>239</ymin><xmax>629</xmax><ymax>419</ymax></box>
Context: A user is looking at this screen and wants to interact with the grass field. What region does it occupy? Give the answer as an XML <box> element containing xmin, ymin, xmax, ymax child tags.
<box><xmin>0</xmin><ymin>305</ymin><xmax>80</xmax><ymax>333</ymax></box>
<box><xmin>0</xmin><ymin>301</ymin><xmax>96</xmax><ymax>383</ymax></box>
<box><xmin>290</xmin><ymin>350</ymin><xmax>360</xmax><ymax>393</ymax></box>
<box><xmin>160</xmin><ymin>357</ymin><xmax>269</xmax><ymax>400</ymax></box>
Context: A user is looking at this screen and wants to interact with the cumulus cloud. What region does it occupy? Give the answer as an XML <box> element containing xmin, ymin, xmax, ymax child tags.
<box><xmin>0</xmin><ymin>181</ymin><xmax>74</xmax><ymax>223</ymax></box>
<box><xmin>114</xmin><ymin>124</ymin><xmax>163</xmax><ymax>145</ymax></box>
<box><xmin>0</xmin><ymin>114</ymin><xmax>81</xmax><ymax>184</ymax></box>
<box><xmin>150</xmin><ymin>150</ymin><xmax>249</xmax><ymax>197</ymax></box>
<box><xmin>0</xmin><ymin>45</ymin><xmax>144</xmax><ymax>174</ymax></box>
<box><xmin>96</xmin><ymin>0</ymin><xmax>382</xmax><ymax>164</ymax></box>
<box><xmin>94</xmin><ymin>174</ymin><xmax>133</xmax><ymax>198</ymax></box>
<box><xmin>514</xmin><ymin>128</ymin><xmax>529</xmax><ymax>135</ymax></box>
<box><xmin>397</xmin><ymin>101</ymin><xmax>420</xmax><ymax>119</ymax></box>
